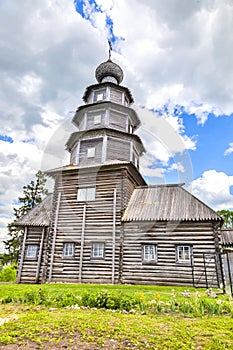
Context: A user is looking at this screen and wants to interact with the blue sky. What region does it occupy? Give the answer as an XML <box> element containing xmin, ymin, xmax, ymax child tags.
<box><xmin>1</xmin><ymin>0</ymin><xmax>233</xmax><ymax>251</ymax></box>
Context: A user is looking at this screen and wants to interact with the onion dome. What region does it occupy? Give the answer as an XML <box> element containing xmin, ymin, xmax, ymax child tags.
<box><xmin>95</xmin><ymin>59</ymin><xmax>124</xmax><ymax>85</ymax></box>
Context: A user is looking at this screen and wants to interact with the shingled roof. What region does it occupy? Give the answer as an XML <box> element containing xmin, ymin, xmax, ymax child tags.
<box><xmin>122</xmin><ymin>184</ymin><xmax>222</xmax><ymax>222</ymax></box>
<box><xmin>15</xmin><ymin>194</ymin><xmax>53</xmax><ymax>227</ymax></box>
<box><xmin>221</xmin><ymin>229</ymin><xmax>233</xmax><ymax>247</ymax></box>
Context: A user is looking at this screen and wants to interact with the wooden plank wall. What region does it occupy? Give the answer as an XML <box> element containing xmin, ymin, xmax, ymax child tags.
<box><xmin>109</xmin><ymin>111</ymin><xmax>126</xmax><ymax>132</ymax></box>
<box><xmin>46</xmin><ymin>167</ymin><xmax>137</xmax><ymax>284</ymax></box>
<box><xmin>19</xmin><ymin>226</ymin><xmax>48</xmax><ymax>284</ymax></box>
<box><xmin>79</xmin><ymin>139</ymin><xmax>103</xmax><ymax>166</ymax></box>
<box><xmin>106</xmin><ymin>137</ymin><xmax>130</xmax><ymax>162</ymax></box>
<box><xmin>110</xmin><ymin>88</ymin><xmax>122</xmax><ymax>104</ymax></box>
<box><xmin>87</xmin><ymin>111</ymin><xmax>105</xmax><ymax>129</ymax></box>
<box><xmin>122</xmin><ymin>221</ymin><xmax>221</xmax><ymax>287</ymax></box>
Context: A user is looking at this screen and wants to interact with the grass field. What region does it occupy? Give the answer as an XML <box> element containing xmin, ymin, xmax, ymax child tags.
<box><xmin>0</xmin><ymin>283</ymin><xmax>232</xmax><ymax>349</ymax></box>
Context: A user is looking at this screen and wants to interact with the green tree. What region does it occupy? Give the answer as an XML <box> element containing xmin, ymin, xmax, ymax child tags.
<box><xmin>3</xmin><ymin>170</ymin><xmax>48</xmax><ymax>264</ymax></box>
<box><xmin>217</xmin><ymin>209</ymin><xmax>233</xmax><ymax>229</ymax></box>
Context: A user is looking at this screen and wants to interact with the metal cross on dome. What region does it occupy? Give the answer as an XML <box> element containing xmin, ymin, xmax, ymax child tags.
<box><xmin>108</xmin><ymin>40</ymin><xmax>112</xmax><ymax>60</ymax></box>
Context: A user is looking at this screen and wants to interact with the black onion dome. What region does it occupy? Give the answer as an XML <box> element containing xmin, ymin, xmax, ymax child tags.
<box><xmin>95</xmin><ymin>59</ymin><xmax>124</xmax><ymax>84</ymax></box>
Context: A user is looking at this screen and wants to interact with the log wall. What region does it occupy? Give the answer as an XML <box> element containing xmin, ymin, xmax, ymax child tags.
<box><xmin>122</xmin><ymin>221</ymin><xmax>221</xmax><ymax>287</ymax></box>
<box><xmin>109</xmin><ymin>110</ymin><xmax>127</xmax><ymax>132</ymax></box>
<box><xmin>18</xmin><ymin>226</ymin><xmax>48</xmax><ymax>284</ymax></box>
<box><xmin>79</xmin><ymin>138</ymin><xmax>103</xmax><ymax>166</ymax></box>
<box><xmin>46</xmin><ymin>165</ymin><xmax>144</xmax><ymax>284</ymax></box>
<box><xmin>106</xmin><ymin>137</ymin><xmax>131</xmax><ymax>162</ymax></box>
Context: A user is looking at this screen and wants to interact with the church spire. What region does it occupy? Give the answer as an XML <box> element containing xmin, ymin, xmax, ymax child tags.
<box><xmin>108</xmin><ymin>40</ymin><xmax>112</xmax><ymax>60</ymax></box>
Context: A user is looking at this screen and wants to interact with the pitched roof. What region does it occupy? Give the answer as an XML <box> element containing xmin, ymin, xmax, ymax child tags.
<box><xmin>221</xmin><ymin>229</ymin><xmax>233</xmax><ymax>247</ymax></box>
<box><xmin>122</xmin><ymin>184</ymin><xmax>222</xmax><ymax>222</ymax></box>
<box><xmin>14</xmin><ymin>194</ymin><xmax>53</xmax><ymax>227</ymax></box>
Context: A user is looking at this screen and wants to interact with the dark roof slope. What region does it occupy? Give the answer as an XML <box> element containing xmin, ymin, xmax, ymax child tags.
<box><xmin>122</xmin><ymin>184</ymin><xmax>222</xmax><ymax>222</ymax></box>
<box><xmin>221</xmin><ymin>229</ymin><xmax>233</xmax><ymax>247</ymax></box>
<box><xmin>15</xmin><ymin>194</ymin><xmax>53</xmax><ymax>227</ymax></box>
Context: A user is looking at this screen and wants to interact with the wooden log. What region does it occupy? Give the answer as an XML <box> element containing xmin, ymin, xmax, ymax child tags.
<box><xmin>49</xmin><ymin>192</ymin><xmax>61</xmax><ymax>282</ymax></box>
<box><xmin>79</xmin><ymin>204</ymin><xmax>86</xmax><ymax>283</ymax></box>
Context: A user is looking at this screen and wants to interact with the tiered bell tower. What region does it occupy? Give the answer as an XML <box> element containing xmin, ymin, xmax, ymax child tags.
<box><xmin>66</xmin><ymin>58</ymin><xmax>145</xmax><ymax>169</ymax></box>
<box><xmin>46</xmin><ymin>56</ymin><xmax>146</xmax><ymax>284</ymax></box>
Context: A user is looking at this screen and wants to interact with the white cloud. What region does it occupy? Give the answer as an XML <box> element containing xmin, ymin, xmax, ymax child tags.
<box><xmin>0</xmin><ymin>0</ymin><xmax>109</xmax><ymax>237</ymax></box>
<box><xmin>93</xmin><ymin>0</ymin><xmax>233</xmax><ymax>121</ymax></box>
<box><xmin>136</xmin><ymin>107</ymin><xmax>196</xmax><ymax>162</ymax></box>
<box><xmin>188</xmin><ymin>170</ymin><xmax>233</xmax><ymax>210</ymax></box>
<box><xmin>168</xmin><ymin>162</ymin><xmax>185</xmax><ymax>173</ymax></box>
<box><xmin>224</xmin><ymin>142</ymin><xmax>233</xmax><ymax>156</ymax></box>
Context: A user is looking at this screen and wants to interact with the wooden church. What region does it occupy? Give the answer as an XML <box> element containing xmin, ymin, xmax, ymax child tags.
<box><xmin>16</xmin><ymin>55</ymin><xmax>224</xmax><ymax>287</ymax></box>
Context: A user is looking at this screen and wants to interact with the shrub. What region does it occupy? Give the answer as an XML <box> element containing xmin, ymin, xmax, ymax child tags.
<box><xmin>0</xmin><ymin>264</ymin><xmax>17</xmax><ymax>282</ymax></box>
<box><xmin>55</xmin><ymin>291</ymin><xmax>81</xmax><ymax>307</ymax></box>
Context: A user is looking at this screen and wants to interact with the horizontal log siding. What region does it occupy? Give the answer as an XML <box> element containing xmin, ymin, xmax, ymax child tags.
<box><xmin>47</xmin><ymin>167</ymin><xmax>139</xmax><ymax>284</ymax></box>
<box><xmin>19</xmin><ymin>227</ymin><xmax>48</xmax><ymax>284</ymax></box>
<box><xmin>70</xmin><ymin>144</ymin><xmax>77</xmax><ymax>164</ymax></box>
<box><xmin>110</xmin><ymin>88</ymin><xmax>122</xmax><ymax>104</ymax></box>
<box><xmin>109</xmin><ymin>110</ymin><xmax>127</xmax><ymax>132</ymax></box>
<box><xmin>79</xmin><ymin>139</ymin><xmax>103</xmax><ymax>166</ymax></box>
<box><xmin>86</xmin><ymin>111</ymin><xmax>105</xmax><ymax>129</ymax></box>
<box><xmin>106</xmin><ymin>137</ymin><xmax>130</xmax><ymax>162</ymax></box>
<box><xmin>122</xmin><ymin>221</ymin><xmax>220</xmax><ymax>287</ymax></box>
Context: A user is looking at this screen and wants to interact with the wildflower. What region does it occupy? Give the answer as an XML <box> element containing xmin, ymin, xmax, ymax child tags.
<box><xmin>139</xmin><ymin>293</ymin><xmax>145</xmax><ymax>302</ymax></box>
<box><xmin>181</xmin><ymin>290</ymin><xmax>191</xmax><ymax>298</ymax></box>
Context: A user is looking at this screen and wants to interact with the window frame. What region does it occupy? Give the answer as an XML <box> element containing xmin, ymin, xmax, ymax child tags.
<box><xmin>63</xmin><ymin>242</ymin><xmax>75</xmax><ymax>258</ymax></box>
<box><xmin>94</xmin><ymin>114</ymin><xmax>102</xmax><ymax>125</ymax></box>
<box><xmin>142</xmin><ymin>244</ymin><xmax>157</xmax><ymax>263</ymax></box>
<box><xmin>176</xmin><ymin>245</ymin><xmax>192</xmax><ymax>264</ymax></box>
<box><xmin>77</xmin><ymin>187</ymin><xmax>96</xmax><ymax>202</ymax></box>
<box><xmin>92</xmin><ymin>242</ymin><xmax>105</xmax><ymax>259</ymax></box>
<box><xmin>93</xmin><ymin>89</ymin><xmax>106</xmax><ymax>102</ymax></box>
<box><xmin>25</xmin><ymin>244</ymin><xmax>38</xmax><ymax>259</ymax></box>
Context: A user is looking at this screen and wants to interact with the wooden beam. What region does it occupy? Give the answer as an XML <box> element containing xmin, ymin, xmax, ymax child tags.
<box><xmin>16</xmin><ymin>226</ymin><xmax>28</xmax><ymax>283</ymax></box>
<box><xmin>35</xmin><ymin>227</ymin><xmax>46</xmax><ymax>284</ymax></box>
<box><xmin>102</xmin><ymin>135</ymin><xmax>107</xmax><ymax>163</ymax></box>
<box><xmin>48</xmin><ymin>192</ymin><xmax>61</xmax><ymax>282</ymax></box>
<box><xmin>112</xmin><ymin>188</ymin><xmax>117</xmax><ymax>284</ymax></box>
<box><xmin>79</xmin><ymin>204</ymin><xmax>86</xmax><ymax>283</ymax></box>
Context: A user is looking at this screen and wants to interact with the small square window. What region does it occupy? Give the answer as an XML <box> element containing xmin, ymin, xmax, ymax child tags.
<box><xmin>177</xmin><ymin>246</ymin><xmax>191</xmax><ymax>262</ymax></box>
<box><xmin>87</xmin><ymin>147</ymin><xmax>95</xmax><ymax>158</ymax></box>
<box><xmin>63</xmin><ymin>243</ymin><xmax>75</xmax><ymax>257</ymax></box>
<box><xmin>92</xmin><ymin>242</ymin><xmax>105</xmax><ymax>259</ymax></box>
<box><xmin>143</xmin><ymin>244</ymin><xmax>157</xmax><ymax>261</ymax></box>
<box><xmin>93</xmin><ymin>90</ymin><xmax>106</xmax><ymax>102</ymax></box>
<box><xmin>77</xmin><ymin>187</ymin><xmax>96</xmax><ymax>201</ymax></box>
<box><xmin>94</xmin><ymin>115</ymin><xmax>101</xmax><ymax>125</ymax></box>
<box><xmin>26</xmin><ymin>245</ymin><xmax>38</xmax><ymax>259</ymax></box>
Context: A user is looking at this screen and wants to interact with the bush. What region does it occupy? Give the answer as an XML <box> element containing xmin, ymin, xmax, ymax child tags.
<box><xmin>0</xmin><ymin>264</ymin><xmax>17</xmax><ymax>282</ymax></box>
<box><xmin>81</xmin><ymin>290</ymin><xmax>138</xmax><ymax>311</ymax></box>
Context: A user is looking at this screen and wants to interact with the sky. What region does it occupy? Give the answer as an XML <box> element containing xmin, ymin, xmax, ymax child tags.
<box><xmin>1</xmin><ymin>0</ymin><xmax>233</xmax><ymax>252</ymax></box>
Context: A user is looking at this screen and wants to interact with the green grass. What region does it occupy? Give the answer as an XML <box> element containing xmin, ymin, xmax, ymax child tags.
<box><xmin>0</xmin><ymin>283</ymin><xmax>232</xmax><ymax>349</ymax></box>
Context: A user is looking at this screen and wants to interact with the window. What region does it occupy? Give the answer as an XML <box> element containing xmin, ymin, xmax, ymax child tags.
<box><xmin>93</xmin><ymin>89</ymin><xmax>106</xmax><ymax>102</ymax></box>
<box><xmin>63</xmin><ymin>243</ymin><xmax>75</xmax><ymax>257</ymax></box>
<box><xmin>143</xmin><ymin>244</ymin><xmax>157</xmax><ymax>261</ymax></box>
<box><xmin>77</xmin><ymin>187</ymin><xmax>96</xmax><ymax>201</ymax></box>
<box><xmin>92</xmin><ymin>242</ymin><xmax>105</xmax><ymax>259</ymax></box>
<box><xmin>25</xmin><ymin>245</ymin><xmax>38</xmax><ymax>259</ymax></box>
<box><xmin>177</xmin><ymin>246</ymin><xmax>191</xmax><ymax>263</ymax></box>
<box><xmin>94</xmin><ymin>114</ymin><xmax>101</xmax><ymax>125</ymax></box>
<box><xmin>87</xmin><ymin>147</ymin><xmax>95</xmax><ymax>158</ymax></box>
